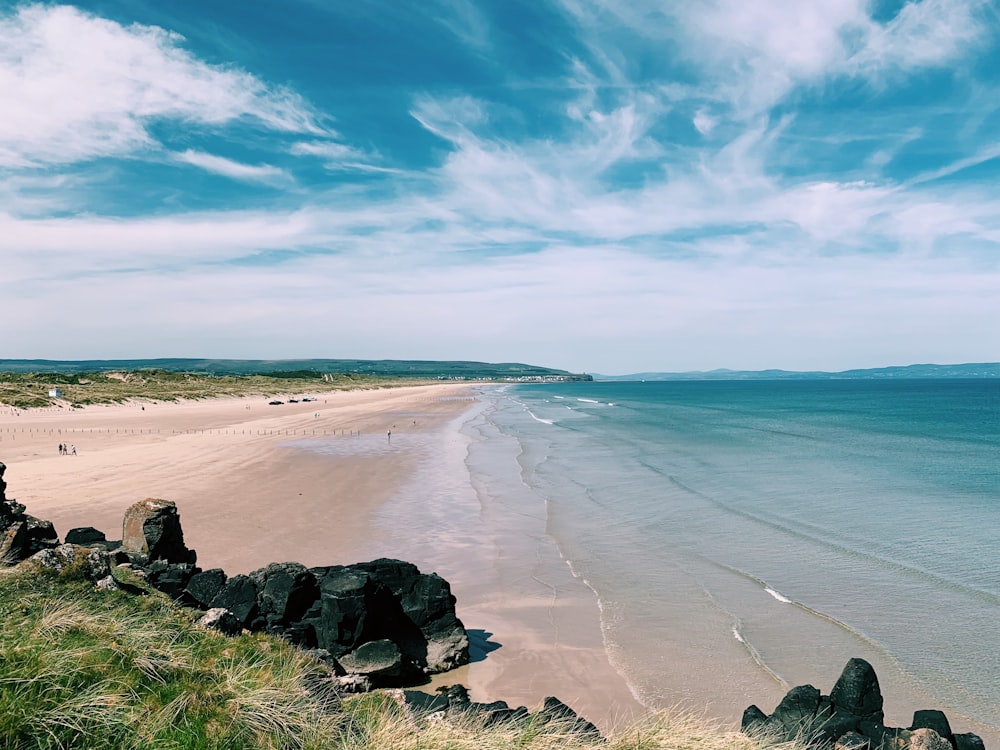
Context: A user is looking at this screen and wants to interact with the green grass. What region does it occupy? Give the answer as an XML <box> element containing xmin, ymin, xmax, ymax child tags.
<box><xmin>0</xmin><ymin>369</ymin><xmax>434</xmax><ymax>409</ymax></box>
<box><xmin>0</xmin><ymin>564</ymin><xmax>807</xmax><ymax>750</ymax></box>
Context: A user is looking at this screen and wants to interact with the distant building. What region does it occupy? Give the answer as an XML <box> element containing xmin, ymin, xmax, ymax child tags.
<box><xmin>48</xmin><ymin>388</ymin><xmax>62</xmax><ymax>398</ymax></box>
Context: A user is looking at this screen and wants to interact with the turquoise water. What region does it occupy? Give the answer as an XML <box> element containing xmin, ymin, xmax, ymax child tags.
<box><xmin>485</xmin><ymin>380</ymin><xmax>1000</xmax><ymax>729</ymax></box>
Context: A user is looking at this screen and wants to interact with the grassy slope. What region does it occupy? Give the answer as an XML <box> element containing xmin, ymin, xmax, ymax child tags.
<box><xmin>0</xmin><ymin>565</ymin><xmax>801</xmax><ymax>750</ymax></box>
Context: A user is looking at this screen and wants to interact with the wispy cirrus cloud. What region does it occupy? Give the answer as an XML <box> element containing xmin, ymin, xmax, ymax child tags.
<box><xmin>173</xmin><ymin>150</ymin><xmax>291</xmax><ymax>184</ymax></box>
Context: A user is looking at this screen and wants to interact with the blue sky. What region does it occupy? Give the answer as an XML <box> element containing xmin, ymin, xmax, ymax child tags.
<box><xmin>2</xmin><ymin>0</ymin><xmax>999</xmax><ymax>374</ymax></box>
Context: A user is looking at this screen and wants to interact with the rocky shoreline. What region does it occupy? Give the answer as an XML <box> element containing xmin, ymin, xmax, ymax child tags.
<box><xmin>0</xmin><ymin>460</ymin><xmax>989</xmax><ymax>748</ymax></box>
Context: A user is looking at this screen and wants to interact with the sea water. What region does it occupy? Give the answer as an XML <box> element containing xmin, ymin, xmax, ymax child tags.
<box><xmin>486</xmin><ymin>380</ymin><xmax>1000</xmax><ymax>730</ymax></box>
<box><xmin>359</xmin><ymin>380</ymin><xmax>999</xmax><ymax>734</ymax></box>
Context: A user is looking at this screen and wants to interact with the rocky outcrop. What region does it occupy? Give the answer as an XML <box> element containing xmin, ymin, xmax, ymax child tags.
<box><xmin>742</xmin><ymin>658</ymin><xmax>985</xmax><ymax>750</ymax></box>
<box><xmin>0</xmin><ymin>461</ymin><xmax>58</xmax><ymax>563</ymax></box>
<box><xmin>0</xmin><ymin>478</ymin><xmax>469</xmax><ymax>688</ymax></box>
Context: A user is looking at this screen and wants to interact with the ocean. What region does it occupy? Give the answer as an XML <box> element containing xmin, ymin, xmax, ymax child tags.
<box><xmin>359</xmin><ymin>380</ymin><xmax>1000</xmax><ymax>735</ymax></box>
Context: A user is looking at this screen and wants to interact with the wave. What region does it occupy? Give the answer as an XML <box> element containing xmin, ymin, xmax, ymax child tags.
<box><xmin>527</xmin><ymin>410</ymin><xmax>555</xmax><ymax>425</ymax></box>
<box><xmin>764</xmin><ymin>586</ymin><xmax>793</xmax><ymax>604</ymax></box>
<box><xmin>577</xmin><ymin>398</ymin><xmax>601</xmax><ymax>404</ymax></box>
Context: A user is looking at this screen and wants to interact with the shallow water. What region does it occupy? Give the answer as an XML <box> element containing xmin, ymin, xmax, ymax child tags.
<box><xmin>341</xmin><ymin>380</ymin><xmax>999</xmax><ymax>738</ymax></box>
<box><xmin>492</xmin><ymin>380</ymin><xmax>1000</xmax><ymax>732</ymax></box>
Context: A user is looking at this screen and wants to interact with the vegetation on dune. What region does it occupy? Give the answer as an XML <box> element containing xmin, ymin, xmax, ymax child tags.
<box><xmin>0</xmin><ymin>565</ymin><xmax>804</xmax><ymax>750</ymax></box>
<box><xmin>0</xmin><ymin>370</ymin><xmax>428</xmax><ymax>410</ymax></box>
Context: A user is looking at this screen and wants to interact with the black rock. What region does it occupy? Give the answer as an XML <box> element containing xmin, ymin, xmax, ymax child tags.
<box><xmin>66</xmin><ymin>527</ymin><xmax>107</xmax><ymax>545</ymax></box>
<box><xmin>911</xmin><ymin>710</ymin><xmax>953</xmax><ymax>741</ymax></box>
<box><xmin>955</xmin><ymin>734</ymin><xmax>987</xmax><ymax>750</ymax></box>
<box><xmin>767</xmin><ymin>684</ymin><xmax>822</xmax><ymax>736</ymax></box>
<box><xmin>185</xmin><ymin>568</ymin><xmax>228</xmax><ymax>609</ymax></box>
<box><xmin>338</xmin><ymin>639</ymin><xmax>404</xmax><ymax>683</ymax></box>
<box><xmin>208</xmin><ymin>574</ymin><xmax>260</xmax><ymax>628</ymax></box>
<box><xmin>742</xmin><ymin>705</ymin><xmax>769</xmax><ymax>732</ymax></box>
<box><xmin>145</xmin><ymin>561</ymin><xmax>196</xmax><ymax>599</ymax></box>
<box><xmin>250</xmin><ymin>562</ymin><xmax>320</xmax><ymax>634</ymax></box>
<box><xmin>539</xmin><ymin>696</ymin><xmax>601</xmax><ymax>739</ymax></box>
<box><xmin>830</xmin><ymin>658</ymin><xmax>884</xmax><ymax>721</ymax></box>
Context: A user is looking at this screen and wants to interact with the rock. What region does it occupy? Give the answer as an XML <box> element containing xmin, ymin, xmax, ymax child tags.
<box><xmin>121</xmin><ymin>498</ymin><xmax>196</xmax><ymax>565</ymax></box>
<box><xmin>830</xmin><ymin>658</ymin><xmax>884</xmax><ymax>722</ymax></box>
<box><xmin>911</xmin><ymin>711</ymin><xmax>952</xmax><ymax>741</ymax></box>
<box><xmin>955</xmin><ymin>733</ymin><xmax>986</xmax><ymax>750</ymax></box>
<box><xmin>314</xmin><ymin>568</ymin><xmax>403</xmax><ymax>658</ymax></box>
<box><xmin>906</xmin><ymin>729</ymin><xmax>953</xmax><ymax>750</ymax></box>
<box><xmin>65</xmin><ymin>527</ymin><xmax>107</xmax><ymax>546</ymax></box>
<box><xmin>742</xmin><ymin>705</ymin><xmax>769</xmax><ymax>732</ymax></box>
<box><xmin>26</xmin><ymin>546</ymin><xmax>73</xmax><ymax>574</ymax></box>
<box><xmin>95</xmin><ymin>574</ymin><xmax>118</xmax><ymax>591</ymax></box>
<box><xmin>332</xmin><ymin>674</ymin><xmax>371</xmax><ymax>693</ymax></box>
<box><xmin>338</xmin><ymin>639</ymin><xmax>404</xmax><ymax>682</ymax></box>
<box><xmin>250</xmin><ymin>562</ymin><xmax>320</xmax><ymax>635</ymax></box>
<box><xmin>766</xmin><ymin>684</ymin><xmax>822</xmax><ymax>736</ymax></box>
<box><xmin>539</xmin><ymin>696</ymin><xmax>601</xmax><ymax>739</ymax></box>
<box><xmin>836</xmin><ymin>731</ymin><xmax>871</xmax><ymax>750</ymax></box>
<box><xmin>81</xmin><ymin>546</ymin><xmax>113</xmax><ymax>580</ymax></box>
<box><xmin>145</xmin><ymin>560</ymin><xmax>196</xmax><ymax>599</ymax></box>
<box><xmin>208</xmin><ymin>574</ymin><xmax>260</xmax><ymax>629</ymax></box>
<box><xmin>0</xmin><ymin>463</ymin><xmax>59</xmax><ymax>563</ymax></box>
<box><xmin>742</xmin><ymin>660</ymin><xmax>984</xmax><ymax>750</ymax></box>
<box><xmin>197</xmin><ymin>607</ymin><xmax>242</xmax><ymax>636</ymax></box>
<box><xmin>185</xmin><ymin>568</ymin><xmax>228</xmax><ymax>608</ymax></box>
<box><xmin>354</xmin><ymin>559</ymin><xmax>469</xmax><ymax>672</ymax></box>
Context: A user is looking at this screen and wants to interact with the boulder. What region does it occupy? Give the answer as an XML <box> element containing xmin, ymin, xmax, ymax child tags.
<box><xmin>352</xmin><ymin>559</ymin><xmax>469</xmax><ymax>672</ymax></box>
<box><xmin>911</xmin><ymin>711</ymin><xmax>952</xmax><ymax>740</ymax></box>
<box><xmin>766</xmin><ymin>684</ymin><xmax>822</xmax><ymax>736</ymax></box>
<box><xmin>250</xmin><ymin>562</ymin><xmax>320</xmax><ymax>635</ymax></box>
<box><xmin>145</xmin><ymin>560</ymin><xmax>197</xmax><ymax>599</ymax></box>
<box><xmin>955</xmin><ymin>734</ymin><xmax>987</xmax><ymax>750</ymax></box>
<box><xmin>0</xmin><ymin>463</ymin><xmax>59</xmax><ymax>563</ymax></box>
<box><xmin>121</xmin><ymin>498</ymin><xmax>196</xmax><ymax>565</ymax></box>
<box><xmin>197</xmin><ymin>607</ymin><xmax>242</xmax><ymax>636</ymax></box>
<box><xmin>208</xmin><ymin>574</ymin><xmax>259</xmax><ymax>629</ymax></box>
<box><xmin>65</xmin><ymin>527</ymin><xmax>107</xmax><ymax>546</ymax></box>
<box><xmin>338</xmin><ymin>639</ymin><xmax>404</xmax><ymax>682</ymax></box>
<box><xmin>830</xmin><ymin>658</ymin><xmax>884</xmax><ymax>722</ymax></box>
<box><xmin>185</xmin><ymin>568</ymin><xmax>228</xmax><ymax>608</ymax></box>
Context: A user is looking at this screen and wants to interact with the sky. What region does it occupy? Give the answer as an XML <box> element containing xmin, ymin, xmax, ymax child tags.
<box><xmin>2</xmin><ymin>0</ymin><xmax>999</xmax><ymax>375</ymax></box>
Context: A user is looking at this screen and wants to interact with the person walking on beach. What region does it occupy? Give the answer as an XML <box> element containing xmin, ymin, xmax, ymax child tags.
<box><xmin>58</xmin><ymin>443</ymin><xmax>63</xmax><ymax>455</ymax></box>
<box><xmin>70</xmin><ymin>445</ymin><xmax>76</xmax><ymax>456</ymax></box>
<box><xmin>387</xmin><ymin>429</ymin><xmax>391</xmax><ymax>443</ymax></box>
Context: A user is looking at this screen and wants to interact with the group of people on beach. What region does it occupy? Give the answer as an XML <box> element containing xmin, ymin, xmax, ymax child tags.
<box><xmin>58</xmin><ymin>443</ymin><xmax>76</xmax><ymax>456</ymax></box>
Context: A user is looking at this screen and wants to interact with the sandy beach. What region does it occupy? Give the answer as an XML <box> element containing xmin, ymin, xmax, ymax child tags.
<box><xmin>0</xmin><ymin>385</ymin><xmax>475</xmax><ymax>571</ymax></box>
<box><xmin>0</xmin><ymin>383</ymin><xmax>643</xmax><ymax>732</ymax></box>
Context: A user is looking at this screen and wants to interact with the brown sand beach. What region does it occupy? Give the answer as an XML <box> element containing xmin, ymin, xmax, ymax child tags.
<box><xmin>0</xmin><ymin>383</ymin><xmax>643</xmax><ymax>732</ymax></box>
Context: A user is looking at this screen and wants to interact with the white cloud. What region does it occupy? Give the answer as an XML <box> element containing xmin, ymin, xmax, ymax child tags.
<box><xmin>174</xmin><ymin>150</ymin><xmax>291</xmax><ymax>184</ymax></box>
<box><xmin>0</xmin><ymin>4</ymin><xmax>323</xmax><ymax>168</ymax></box>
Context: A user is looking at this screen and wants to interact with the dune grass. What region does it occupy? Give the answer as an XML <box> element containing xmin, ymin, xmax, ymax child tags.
<box><xmin>0</xmin><ymin>564</ymin><xmax>806</xmax><ymax>750</ymax></box>
<box><xmin>0</xmin><ymin>370</ymin><xmax>434</xmax><ymax>409</ymax></box>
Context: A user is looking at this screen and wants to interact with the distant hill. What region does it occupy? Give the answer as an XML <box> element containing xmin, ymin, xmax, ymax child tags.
<box><xmin>594</xmin><ymin>363</ymin><xmax>1000</xmax><ymax>381</ymax></box>
<box><xmin>0</xmin><ymin>358</ymin><xmax>591</xmax><ymax>382</ymax></box>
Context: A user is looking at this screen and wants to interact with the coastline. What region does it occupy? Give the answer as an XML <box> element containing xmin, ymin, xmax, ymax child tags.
<box><xmin>5</xmin><ymin>382</ymin><xmax>992</xmax><ymax>745</ymax></box>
